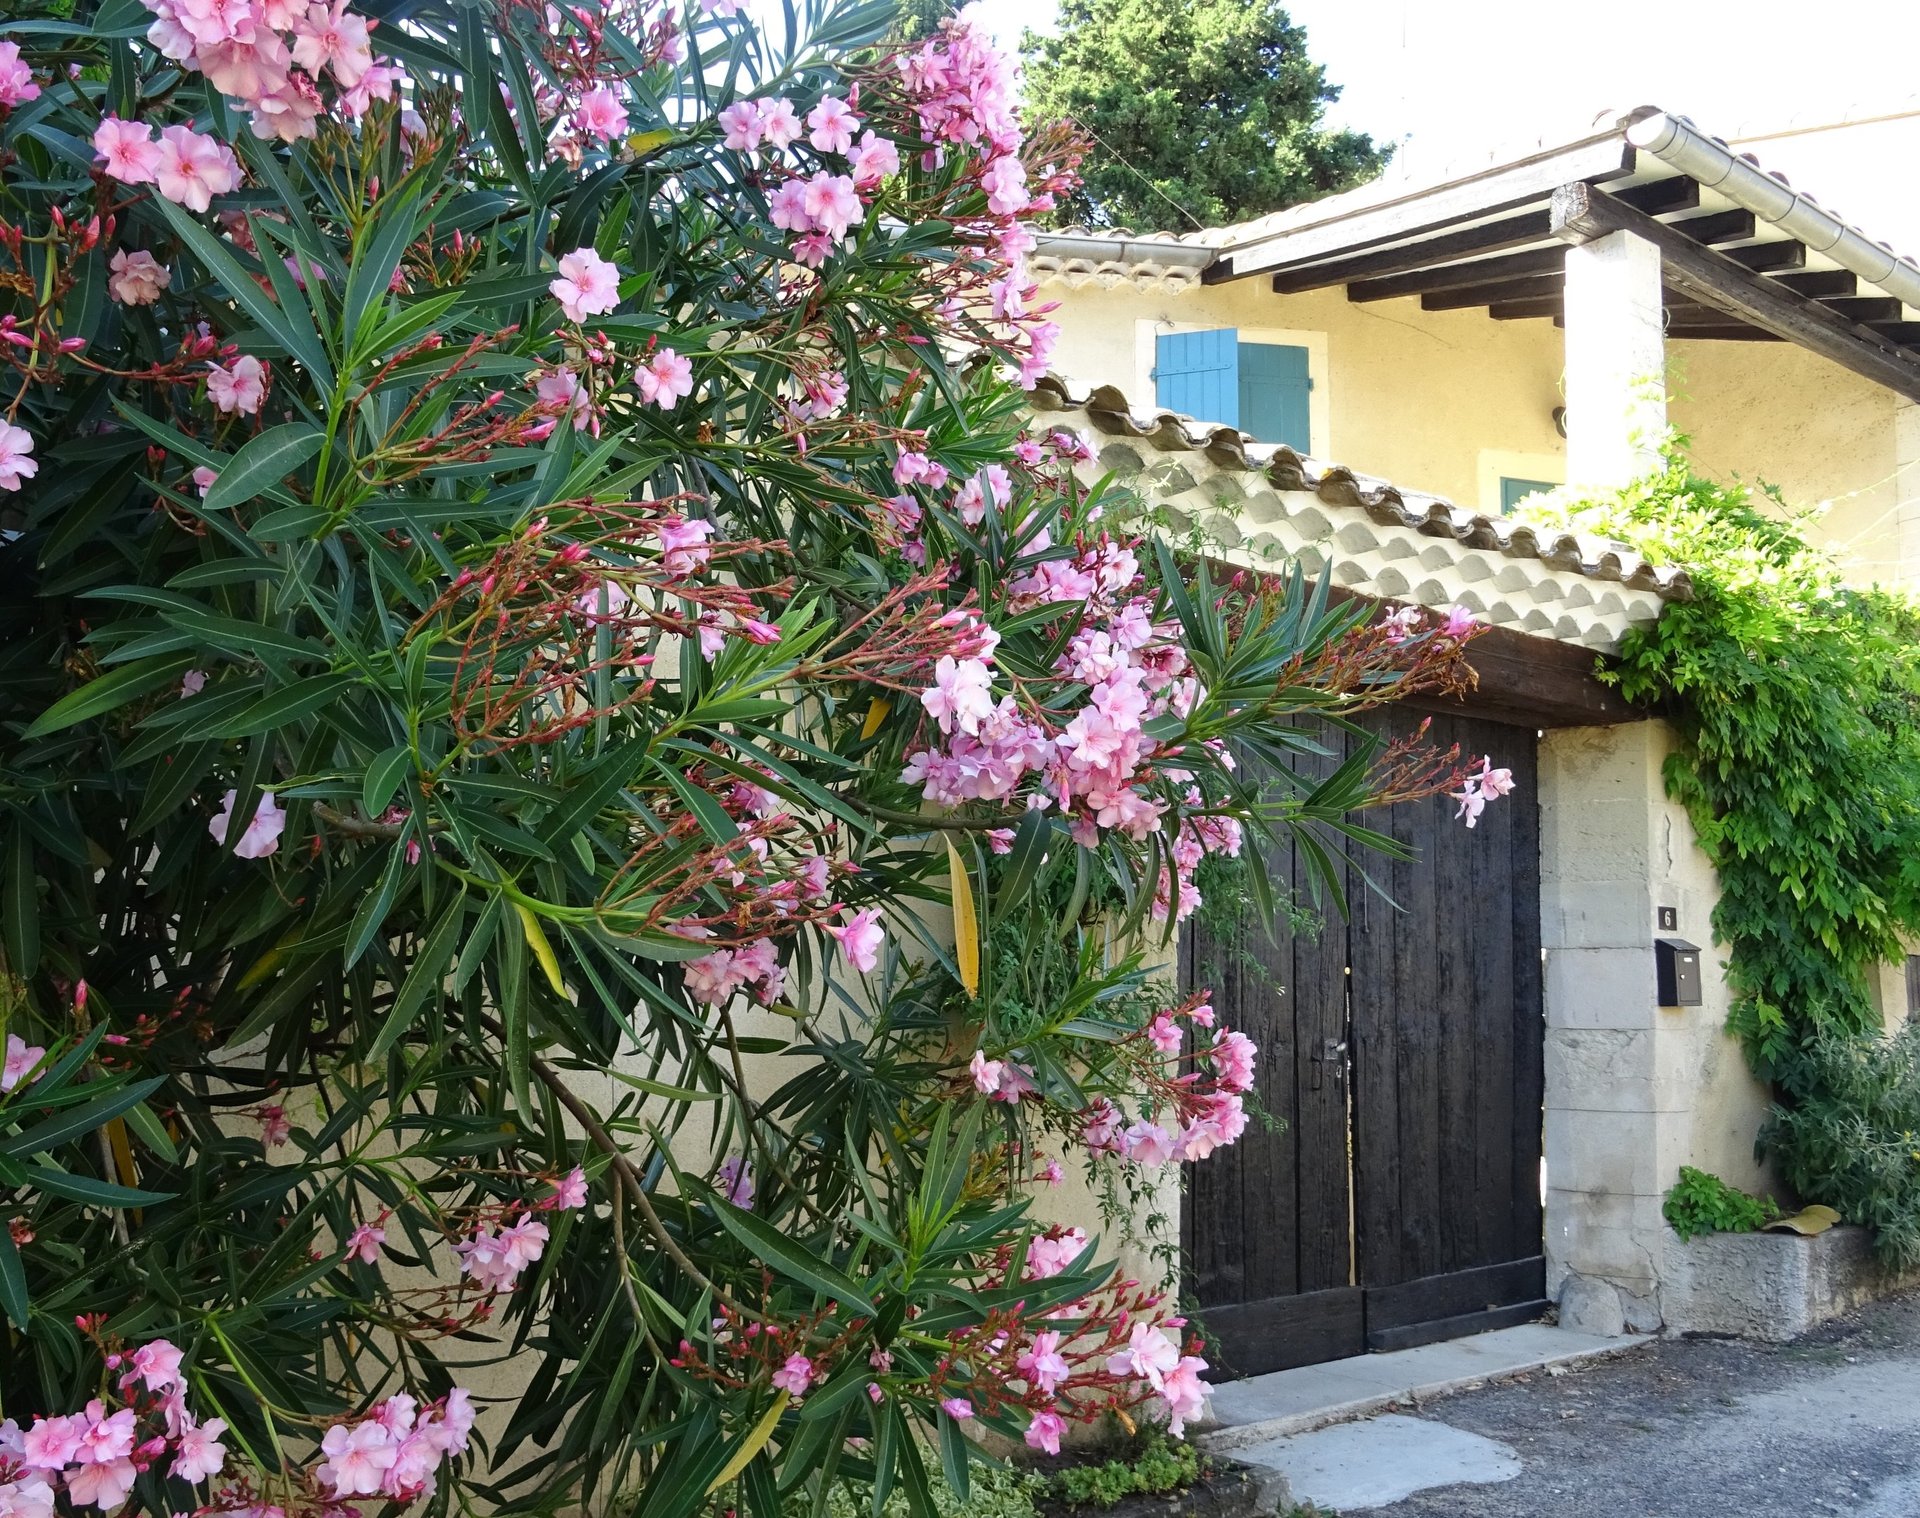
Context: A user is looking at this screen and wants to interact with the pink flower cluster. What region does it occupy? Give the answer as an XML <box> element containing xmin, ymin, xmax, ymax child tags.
<box><xmin>133</xmin><ymin>0</ymin><xmax>402</xmax><ymax>141</ymax></box>
<box><xmin>208</xmin><ymin>788</ymin><xmax>286</xmax><ymax>858</ymax></box>
<box><xmin>451</xmin><ymin>1214</ymin><xmax>551</xmax><ymax>1293</ymax></box>
<box><xmin>718</xmin><ymin>90</ymin><xmax>898</xmax><ymax>268</ymax></box>
<box><xmin>1106</xmin><ymin>1322</ymin><xmax>1207</xmax><ymax>1437</ymax></box>
<box><xmin>903</xmin><ymin>532</ymin><xmax>1242</xmax><ymax>925</ymax></box>
<box><xmin>1451</xmin><ymin>754</ymin><xmax>1517</xmax><ymax>828</ymax></box>
<box><xmin>92</xmin><ymin>118</ymin><xmax>241</xmax><ymax>213</ymax></box>
<box><xmin>1079</xmin><ymin>995</ymin><xmax>1256</xmax><ymax>1167</ymax></box>
<box><xmin>684</xmin><ymin>936</ymin><xmax>785</xmax><ymax>1005</ymax></box>
<box><xmin>0</xmin><ymin>41</ymin><xmax>40</xmax><ymax>109</ymax></box>
<box><xmin>314</xmin><ymin>1389</ymin><xmax>475</xmax><ymax>1502</ymax></box>
<box><xmin>0</xmin><ymin>424</ymin><xmax>33</xmax><ymax>494</ymax></box>
<box><xmin>4</xmin><ymin>1339</ymin><xmax>225</xmax><ymax>1513</ymax></box>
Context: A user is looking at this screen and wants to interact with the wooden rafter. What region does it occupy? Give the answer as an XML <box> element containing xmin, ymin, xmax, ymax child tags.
<box><xmin>1551</xmin><ymin>182</ymin><xmax>1920</xmax><ymax>402</ymax></box>
<box><xmin>1421</xmin><ymin>274</ymin><xmax>1564</xmax><ymax>312</ymax></box>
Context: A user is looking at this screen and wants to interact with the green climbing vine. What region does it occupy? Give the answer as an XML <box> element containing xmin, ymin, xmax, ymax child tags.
<box><xmin>1528</xmin><ymin>451</ymin><xmax>1920</xmax><ymax>1083</ymax></box>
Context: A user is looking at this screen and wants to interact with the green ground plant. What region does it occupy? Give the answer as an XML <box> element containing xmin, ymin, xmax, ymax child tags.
<box><xmin>1662</xmin><ymin>1165</ymin><xmax>1779</xmax><ymax>1241</ymax></box>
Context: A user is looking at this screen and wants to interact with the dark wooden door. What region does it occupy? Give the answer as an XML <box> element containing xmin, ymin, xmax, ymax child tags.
<box><xmin>1182</xmin><ymin>708</ymin><xmax>1545</xmax><ymax>1378</ymax></box>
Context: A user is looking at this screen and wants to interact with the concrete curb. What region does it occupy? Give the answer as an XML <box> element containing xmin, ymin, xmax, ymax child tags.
<box><xmin>1196</xmin><ymin>1327</ymin><xmax>1651</xmax><ymax>1453</ymax></box>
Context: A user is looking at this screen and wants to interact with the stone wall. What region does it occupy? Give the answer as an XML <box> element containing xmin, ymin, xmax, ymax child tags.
<box><xmin>1537</xmin><ymin>719</ymin><xmax>1775</xmax><ymax>1332</ymax></box>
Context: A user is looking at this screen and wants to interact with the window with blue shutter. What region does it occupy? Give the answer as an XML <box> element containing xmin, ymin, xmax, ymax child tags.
<box><xmin>1154</xmin><ymin>328</ymin><xmax>1240</xmax><ymax>429</ymax></box>
<box><xmin>1500</xmin><ymin>477</ymin><xmax>1557</xmax><ymax>514</ymax></box>
<box><xmin>1237</xmin><ymin>342</ymin><xmax>1311</xmax><ymax>451</ymax></box>
<box><xmin>1153</xmin><ymin>330</ymin><xmax>1311</xmax><ymax>450</ymax></box>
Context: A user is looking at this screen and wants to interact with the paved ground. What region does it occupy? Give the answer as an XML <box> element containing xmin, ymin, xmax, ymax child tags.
<box><xmin>1277</xmin><ymin>1289</ymin><xmax>1920</xmax><ymax>1515</ymax></box>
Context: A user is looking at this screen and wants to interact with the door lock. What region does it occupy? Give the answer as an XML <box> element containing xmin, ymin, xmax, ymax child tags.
<box><xmin>1311</xmin><ymin>1038</ymin><xmax>1348</xmax><ymax>1089</ymax></box>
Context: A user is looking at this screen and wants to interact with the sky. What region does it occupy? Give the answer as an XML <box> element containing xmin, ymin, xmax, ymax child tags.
<box><xmin>967</xmin><ymin>0</ymin><xmax>1920</xmax><ymax>250</ymax></box>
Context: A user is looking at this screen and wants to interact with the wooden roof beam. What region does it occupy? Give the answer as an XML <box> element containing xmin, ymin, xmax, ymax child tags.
<box><xmin>1420</xmin><ymin>273</ymin><xmax>1565</xmax><ymax>312</ymax></box>
<box><xmin>1552</xmin><ymin>182</ymin><xmax>1920</xmax><ymax>403</ymax></box>
<box><xmin>1348</xmin><ymin>245</ymin><xmax>1564</xmax><ymax>302</ymax></box>
<box><xmin>1488</xmin><ymin>297</ymin><xmax>1565</xmax><ymax>320</ymax></box>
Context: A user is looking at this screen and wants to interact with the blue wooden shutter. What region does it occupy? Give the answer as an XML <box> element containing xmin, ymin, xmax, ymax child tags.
<box><xmin>1237</xmin><ymin>342</ymin><xmax>1311</xmax><ymax>449</ymax></box>
<box><xmin>1500</xmin><ymin>477</ymin><xmax>1556</xmax><ymax>514</ymax></box>
<box><xmin>1154</xmin><ymin>328</ymin><xmax>1239</xmax><ymax>427</ymax></box>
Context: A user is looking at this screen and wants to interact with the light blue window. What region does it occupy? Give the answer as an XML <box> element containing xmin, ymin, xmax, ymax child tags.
<box><xmin>1500</xmin><ymin>477</ymin><xmax>1557</xmax><ymax>514</ymax></box>
<box><xmin>1153</xmin><ymin>330</ymin><xmax>1312</xmax><ymax>450</ymax></box>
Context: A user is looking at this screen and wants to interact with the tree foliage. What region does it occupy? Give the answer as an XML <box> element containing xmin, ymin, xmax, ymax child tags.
<box><xmin>0</xmin><ymin>1</ymin><xmax>1489</xmax><ymax>1514</ymax></box>
<box><xmin>1020</xmin><ymin>0</ymin><xmax>1387</xmax><ymax>231</ymax></box>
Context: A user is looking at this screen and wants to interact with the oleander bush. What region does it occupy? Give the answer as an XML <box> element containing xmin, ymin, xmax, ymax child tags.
<box><xmin>0</xmin><ymin>2</ymin><xmax>1501</xmax><ymax>1515</ymax></box>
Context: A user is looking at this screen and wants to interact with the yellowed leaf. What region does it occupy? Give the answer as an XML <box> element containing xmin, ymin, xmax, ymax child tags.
<box><xmin>626</xmin><ymin>128</ymin><xmax>677</xmax><ymax>157</ymax></box>
<box><xmin>1764</xmin><ymin>1204</ymin><xmax>1842</xmax><ymax>1235</ymax></box>
<box><xmin>860</xmin><ymin>696</ymin><xmax>891</xmax><ymax>740</ymax></box>
<box><xmin>705</xmin><ymin>1393</ymin><xmax>789</xmax><ymax>1495</ymax></box>
<box><xmin>513</xmin><ymin>903</ymin><xmax>567</xmax><ymax>996</ymax></box>
<box><xmin>946</xmin><ymin>835</ymin><xmax>979</xmax><ymax>998</ymax></box>
<box><xmin>236</xmin><ymin>923</ymin><xmax>306</xmax><ymax>990</ymax></box>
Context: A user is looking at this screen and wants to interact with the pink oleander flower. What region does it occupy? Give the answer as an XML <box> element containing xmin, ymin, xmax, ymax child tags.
<box><xmin>768</xmin><ymin>178</ymin><xmax>812</xmax><ymax>233</ymax></box>
<box><xmin>73</xmin><ymin>1402</ymin><xmax>136</xmax><ymax>1466</ymax></box>
<box><xmin>718</xmin><ymin>99</ymin><xmax>764</xmax><ymax>152</ymax></box>
<box><xmin>154</xmin><ymin>125</ymin><xmax>240</xmax><ymax>212</ymax></box>
<box><xmin>93</xmin><ymin>117</ymin><xmax>159</xmax><ymax>183</ymax></box>
<box><xmin>1442</xmin><ymin>604</ymin><xmax>1478</xmax><ymax>639</ymax></box>
<box><xmin>1144</xmin><ymin>1013</ymin><xmax>1182</xmax><ymax>1057</ymax></box>
<box><xmin>345</xmin><ymin>1222</ymin><xmax>387</xmax><ymax>1263</ymax></box>
<box><xmin>1024</xmin><ymin>1408</ymin><xmax>1066</xmax><ymax>1456</ymax></box>
<box><xmin>1381</xmin><ymin>605</ymin><xmax>1422</xmax><ymax>644</ymax></box>
<box><xmin>801</xmin><ymin>171</ymin><xmax>861</xmax><ymax>241</ymax></box>
<box><xmin>1157</xmin><ymin>1355</ymin><xmax>1208</xmax><ymax>1437</ymax></box>
<box><xmin>21</xmin><ymin>1416</ymin><xmax>82</xmax><ymax>1471</ymax></box>
<box><xmin>1039</xmin><ymin>1157</ymin><xmax>1064</xmax><ymax>1186</ymax></box>
<box><xmin>826</xmin><ymin>906</ymin><xmax>884</xmax><ymax>972</ymax></box>
<box><xmin>0</xmin><ymin>41</ymin><xmax>39</xmax><ymax>107</ymax></box>
<box><xmin>206</xmin><ymin>354</ymin><xmax>267</xmax><ymax>415</ymax></box>
<box><xmin>172</xmin><ymin>1417</ymin><xmax>227</xmax><ymax>1484</ymax></box>
<box><xmin>574</xmin><ymin>84</ymin><xmax>628</xmax><ymax>141</ymax></box>
<box><xmin>535</xmin><ymin>365</ymin><xmax>594</xmax><ymax>432</ymax></box>
<box><xmin>716</xmin><ymin>1155</ymin><xmax>754</xmax><ymax>1208</ymax></box>
<box><xmin>64</xmin><ymin>1458</ymin><xmax>136</xmax><ymax>1509</ymax></box>
<box><xmin>655</xmin><ymin>515</ymin><xmax>713</xmax><ymax>576</ymax></box>
<box><xmin>921</xmin><ymin>655</ymin><xmax>994</xmax><ymax>737</ymax></box>
<box><xmin>317</xmin><ymin>1420</ymin><xmax>399</xmax><ymax>1498</ymax></box>
<box><xmin>1118</xmin><ymin>1120</ymin><xmax>1176</xmax><ymax>1167</ymax></box>
<box><xmin>759</xmin><ymin>97</ymin><xmax>802</xmax><ymax>148</ymax></box>
<box><xmin>805</xmin><ymin>95</ymin><xmax>858</xmax><ymax>154</ymax></box>
<box><xmin>939</xmin><ymin>1397</ymin><xmax>973</xmax><ymax>1420</ymax></box>
<box><xmin>1017</xmin><ymin>1331</ymin><xmax>1069</xmax><ymax>1395</ymax></box>
<box><xmin>1108</xmin><ymin>1322</ymin><xmax>1181</xmax><ymax>1388</ymax></box>
<box><xmin>849</xmin><ymin>130</ymin><xmax>899</xmax><ymax>188</ymax></box>
<box><xmin>2</xmin><ymin>1032</ymin><xmax>45</xmax><ymax>1093</ymax></box>
<box><xmin>181</xmin><ymin>668</ymin><xmax>209</xmax><ymax>697</ymax></box>
<box><xmin>637</xmin><ymin>347</ymin><xmax>693</xmax><ymax>410</ymax></box>
<box><xmin>549</xmin><ymin>247</ymin><xmax>621</xmax><ymax>322</ymax></box>
<box><xmin>291</xmin><ymin>0</ymin><xmax>374</xmax><ymax>86</ymax></box>
<box><xmin>1212</xmin><ymin>1028</ymin><xmax>1257</xmax><ymax>1093</ymax></box>
<box><xmin>771</xmin><ymin>1353</ymin><xmax>813</xmax><ymax>1399</ymax></box>
<box><xmin>969</xmin><ymin>1049</ymin><xmax>1002</xmax><ymax>1095</ymax></box>
<box><xmin>1025</xmin><ymin>1228</ymin><xmax>1085</xmax><ymax>1280</ymax></box>
<box><xmin>126</xmin><ymin>1338</ymin><xmax>184</xmax><ymax>1392</ymax></box>
<box><xmin>254</xmin><ymin>1104</ymin><xmax>291</xmax><ymax>1147</ymax></box>
<box><xmin>190</xmin><ymin>467</ymin><xmax>218</xmax><ymax>498</ymax></box>
<box><xmin>550</xmin><ymin>1166</ymin><xmax>588</xmax><ymax>1210</ymax></box>
<box><xmin>209</xmin><ymin>788</ymin><xmax>286</xmax><ymax>858</ymax></box>
<box><xmin>0</xmin><ymin>423</ymin><xmax>37</xmax><ymax>492</ymax></box>
<box><xmin>108</xmin><ymin>249</ymin><xmax>170</xmax><ymax>305</ymax></box>
<box><xmin>980</xmin><ymin>154</ymin><xmax>1029</xmax><ymax>216</ymax></box>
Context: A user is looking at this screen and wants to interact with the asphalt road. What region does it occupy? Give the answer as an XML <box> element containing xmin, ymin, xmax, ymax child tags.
<box><xmin>1342</xmin><ymin>1289</ymin><xmax>1920</xmax><ymax>1516</ymax></box>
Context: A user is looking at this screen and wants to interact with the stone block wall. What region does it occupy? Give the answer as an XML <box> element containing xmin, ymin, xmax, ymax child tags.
<box><xmin>1537</xmin><ymin>719</ymin><xmax>1776</xmax><ymax>1332</ymax></box>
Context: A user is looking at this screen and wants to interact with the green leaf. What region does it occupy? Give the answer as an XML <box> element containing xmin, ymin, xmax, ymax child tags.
<box><xmin>119</xmin><ymin>1101</ymin><xmax>180</xmax><ymax>1165</ymax></box>
<box><xmin>2</xmin><ymin>1077</ymin><xmax>168</xmax><ymax>1157</ymax></box>
<box><xmin>23</xmin><ymin>655</ymin><xmax>195</xmax><ymax>737</ymax></box>
<box><xmin>368</xmin><ymin>890</ymin><xmax>466</xmax><ymax>1058</ymax></box>
<box><xmin>5</xmin><ymin>825</ymin><xmax>39</xmax><ymax>978</ymax></box>
<box><xmin>0</xmin><ymin>1228</ymin><xmax>27</xmax><ymax>1329</ymax></box>
<box><xmin>201</xmin><ymin>423</ymin><xmax>325</xmax><ymax>514</ymax></box>
<box><xmin>707</xmin><ymin>1198</ymin><xmax>876</xmax><ymax>1314</ymax></box>
<box><xmin>363</xmin><ymin>745</ymin><xmax>415</xmax><ymax>817</ymax></box>
<box><xmin>150</xmin><ymin>198</ymin><xmax>334</xmax><ymax>385</ymax></box>
<box><xmin>200</xmin><ymin>673</ymin><xmax>355</xmax><ymax>739</ymax></box>
<box><xmin>344</xmin><ymin>842</ymin><xmax>411</xmax><ymax>970</ymax></box>
<box><xmin>21</xmin><ymin>1165</ymin><xmax>176</xmax><ymax>1207</ymax></box>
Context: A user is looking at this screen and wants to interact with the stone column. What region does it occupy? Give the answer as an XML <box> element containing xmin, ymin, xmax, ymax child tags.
<box><xmin>1537</xmin><ymin>719</ymin><xmax>1769</xmax><ymax>1334</ymax></box>
<box><xmin>1562</xmin><ymin>230</ymin><xmax>1667</xmax><ymax>489</ymax></box>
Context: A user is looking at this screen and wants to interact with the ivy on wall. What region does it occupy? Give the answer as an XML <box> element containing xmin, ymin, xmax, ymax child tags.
<box><xmin>1529</xmin><ymin>456</ymin><xmax>1920</xmax><ymax>1082</ymax></box>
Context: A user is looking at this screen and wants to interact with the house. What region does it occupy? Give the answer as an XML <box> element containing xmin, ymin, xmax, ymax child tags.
<box><xmin>1020</xmin><ymin>108</ymin><xmax>1920</xmax><ymax>1376</ymax></box>
<box><xmin>1032</xmin><ymin>106</ymin><xmax>1920</xmax><ymax>588</ymax></box>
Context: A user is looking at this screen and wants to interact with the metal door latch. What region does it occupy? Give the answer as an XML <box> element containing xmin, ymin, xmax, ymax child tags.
<box><xmin>1311</xmin><ymin>1038</ymin><xmax>1347</xmax><ymax>1090</ymax></box>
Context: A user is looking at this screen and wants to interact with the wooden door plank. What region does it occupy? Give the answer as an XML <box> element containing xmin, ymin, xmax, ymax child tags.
<box><xmin>1431</xmin><ymin>709</ymin><xmax>1482</xmax><ymax>1278</ymax></box>
<box><xmin>1291</xmin><ymin>717</ymin><xmax>1355</xmax><ymax>1295</ymax></box>
<box><xmin>1349</xmin><ymin>712</ymin><xmax>1404</xmax><ymax>1304</ymax></box>
<box><xmin>1364</xmin><ymin>1254</ymin><xmax>1548</xmax><ymax>1330</ymax></box>
<box><xmin>1470</xmin><ymin>726</ymin><xmax>1521</xmax><ymax>1269</ymax></box>
<box><xmin>1509</xmin><ymin>738</ymin><xmax>1547</xmax><ymax>1256</ymax></box>
<box><xmin>1197</xmin><ymin>1287</ymin><xmax>1367</xmax><ymax>1379</ymax></box>
<box><xmin>1392</xmin><ymin>710</ymin><xmax>1445</xmax><ymax>1287</ymax></box>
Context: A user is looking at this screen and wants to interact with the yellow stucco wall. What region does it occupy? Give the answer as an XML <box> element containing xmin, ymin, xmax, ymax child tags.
<box><xmin>1043</xmin><ymin>279</ymin><xmax>1907</xmax><ymax>586</ymax></box>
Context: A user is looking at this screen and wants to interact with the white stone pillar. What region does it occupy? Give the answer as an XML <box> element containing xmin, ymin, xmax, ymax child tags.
<box><xmin>1563</xmin><ymin>230</ymin><xmax>1668</xmax><ymax>489</ymax></box>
